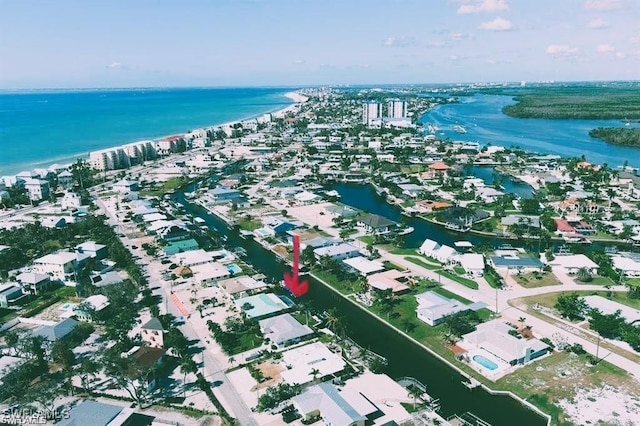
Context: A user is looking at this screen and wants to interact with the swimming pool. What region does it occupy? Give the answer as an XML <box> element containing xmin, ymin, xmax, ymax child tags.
<box><xmin>473</xmin><ymin>354</ymin><xmax>499</xmax><ymax>371</ymax></box>
<box><xmin>226</xmin><ymin>263</ymin><xmax>242</xmax><ymax>275</ymax></box>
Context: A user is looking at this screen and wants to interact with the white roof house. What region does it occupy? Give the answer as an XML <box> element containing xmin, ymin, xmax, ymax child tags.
<box><xmin>172</xmin><ymin>249</ymin><xmax>216</xmax><ymax>267</ymax></box>
<box><xmin>460</xmin><ymin>321</ymin><xmax>549</xmax><ymax>366</ymax></box>
<box><xmin>584</xmin><ymin>295</ymin><xmax>640</xmax><ymax>323</ymax></box>
<box><xmin>342</xmin><ymin>256</ymin><xmax>385</xmax><ymax>275</ymax></box>
<box><xmin>33</xmin><ymin>251</ymin><xmax>90</xmax><ymax>281</ymax></box>
<box><xmin>142</xmin><ymin>213</ymin><xmax>168</xmax><ymax>223</ymax></box>
<box><xmin>612</xmin><ymin>253</ymin><xmax>640</xmax><ymax>277</ymax></box>
<box><xmin>291</xmin><ymin>383</ymin><xmax>375</xmax><ymax>425</ymax></box>
<box><xmin>367</xmin><ymin>269</ymin><xmax>410</xmax><ymax>294</ymax></box>
<box><xmin>419</xmin><ymin>239</ymin><xmax>440</xmax><ymax>256</ymax></box>
<box><xmin>547</xmin><ymin>254</ymin><xmax>598</xmax><ymax>274</ymax></box>
<box><xmin>280</xmin><ymin>342</ymin><xmax>346</xmax><ymax>385</ymax></box>
<box><xmin>259</xmin><ymin>313</ymin><xmax>313</xmax><ymax>346</ymax></box>
<box><xmin>314</xmin><ymin>243</ymin><xmax>361</xmax><ymax>260</ymax></box>
<box><xmin>460</xmin><ymin>253</ymin><xmax>485</xmax><ymax>276</ymax></box>
<box><xmin>190</xmin><ymin>262</ymin><xmax>231</xmax><ymax>285</ymax></box>
<box><xmin>415</xmin><ymin>291</ymin><xmax>486</xmax><ymax>326</ymax></box>
<box><xmin>433</xmin><ymin>245</ymin><xmax>458</xmax><ymax>263</ymax></box>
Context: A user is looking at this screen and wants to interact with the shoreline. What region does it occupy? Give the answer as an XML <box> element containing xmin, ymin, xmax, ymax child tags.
<box><xmin>0</xmin><ymin>90</ymin><xmax>307</xmax><ymax>176</ymax></box>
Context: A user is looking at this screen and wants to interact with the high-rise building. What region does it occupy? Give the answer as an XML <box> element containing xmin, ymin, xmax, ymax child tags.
<box><xmin>362</xmin><ymin>101</ymin><xmax>382</xmax><ymax>125</ymax></box>
<box><xmin>387</xmin><ymin>99</ymin><xmax>407</xmax><ymax>118</ymax></box>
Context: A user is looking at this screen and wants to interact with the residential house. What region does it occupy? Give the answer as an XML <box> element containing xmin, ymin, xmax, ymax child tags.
<box><xmin>459</xmin><ymin>321</ymin><xmax>549</xmax><ymax>366</ymax></box>
<box><xmin>141</xmin><ymin>317</ymin><xmax>166</xmax><ymax>348</ymax></box>
<box><xmin>259</xmin><ymin>313</ymin><xmax>313</xmax><ymax>347</ymax></box>
<box><xmin>415</xmin><ymin>291</ymin><xmax>486</xmax><ymax>326</ymax></box>
<box><xmin>0</xmin><ymin>284</ymin><xmax>25</xmax><ymax>308</ymax></box>
<box><xmin>367</xmin><ymin>269</ymin><xmax>411</xmax><ymax>294</ymax></box>
<box><xmin>23</xmin><ymin>178</ymin><xmax>50</xmax><ymax>201</ymax></box>
<box><xmin>190</xmin><ymin>262</ymin><xmax>231</xmax><ymax>286</ymax></box>
<box><xmin>209</xmin><ymin>187</ymin><xmax>241</xmax><ymax>203</ymax></box>
<box><xmin>33</xmin><ymin>251</ymin><xmax>91</xmax><ymax>281</ymax></box>
<box><xmin>314</xmin><ymin>243</ymin><xmax>361</xmax><ymax>261</ymax></box>
<box><xmin>16</xmin><ymin>272</ymin><xmax>51</xmax><ymax>295</ymax></box>
<box><xmin>292</xmin><ymin>383</ymin><xmax>375</xmax><ymax>426</ymax></box>
<box><xmin>547</xmin><ymin>254</ymin><xmax>599</xmax><ymax>275</ymax></box>
<box><xmin>57</xmin><ymin>401</ymin><xmax>128</xmax><ymax>426</ymax></box>
<box><xmin>57</xmin><ymin>170</ymin><xmax>75</xmax><ymax>189</ymax></box>
<box><xmin>172</xmin><ymin>249</ymin><xmax>216</xmax><ymax>267</ymax></box>
<box><xmin>357</xmin><ymin>213</ymin><xmax>398</xmax><ymax>234</ymax></box>
<box><xmin>73</xmin><ymin>294</ymin><xmax>110</xmax><ymax>322</ymax></box>
<box><xmin>75</xmin><ymin>241</ymin><xmax>107</xmax><ymax>260</ymax></box>
<box><xmin>418</xmin><ymin>239</ymin><xmax>458</xmax><ymax>264</ymax></box>
<box><xmin>33</xmin><ymin>318</ymin><xmax>79</xmax><ymax>342</ymax></box>
<box><xmin>489</xmin><ymin>253</ymin><xmax>544</xmax><ymax>275</ymax></box>
<box><xmin>130</xmin><ymin>346</ymin><xmax>166</xmax><ymax>391</ymax></box>
<box><xmin>234</xmin><ymin>293</ymin><xmax>289</xmax><ymax>319</ymax></box>
<box><xmin>280</xmin><ymin>342</ymin><xmax>346</xmax><ymax>386</ymax></box>
<box><xmin>112</xmin><ymin>179</ymin><xmax>139</xmax><ymax>193</ymax></box>
<box><xmin>460</xmin><ymin>253</ymin><xmax>485</xmax><ymax>277</ymax></box>
<box><xmin>342</xmin><ymin>256</ymin><xmax>385</xmax><ymax>276</ymax></box>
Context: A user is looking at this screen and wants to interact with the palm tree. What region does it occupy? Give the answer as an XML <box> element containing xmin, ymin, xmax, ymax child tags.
<box><xmin>180</xmin><ymin>359</ymin><xmax>198</xmax><ymax>397</ymax></box>
<box><xmin>309</xmin><ymin>368</ymin><xmax>321</xmax><ymax>384</ymax></box>
<box><xmin>518</xmin><ymin>316</ymin><xmax>527</xmax><ymax>330</ymax></box>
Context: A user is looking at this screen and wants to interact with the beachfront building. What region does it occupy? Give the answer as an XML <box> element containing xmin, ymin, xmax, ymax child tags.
<box><xmin>387</xmin><ymin>99</ymin><xmax>407</xmax><ymax>118</ymax></box>
<box><xmin>122</xmin><ymin>140</ymin><xmax>157</xmax><ymax>165</ymax></box>
<box><xmin>89</xmin><ymin>147</ymin><xmax>130</xmax><ymax>171</ymax></box>
<box><xmin>362</xmin><ymin>101</ymin><xmax>382</xmax><ymax>126</ymax></box>
<box><xmin>23</xmin><ymin>178</ymin><xmax>50</xmax><ymax>201</ymax></box>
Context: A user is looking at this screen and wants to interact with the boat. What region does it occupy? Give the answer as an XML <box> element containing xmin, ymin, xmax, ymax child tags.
<box><xmin>397</xmin><ymin>226</ymin><xmax>414</xmax><ymax>236</ymax></box>
<box><xmin>445</xmin><ymin>222</ymin><xmax>470</xmax><ymax>233</ymax></box>
<box><xmin>324</xmin><ymin>190</ymin><xmax>341</xmax><ymax>199</ymax></box>
<box><xmin>453</xmin><ymin>125</ymin><xmax>467</xmax><ymax>134</ymax></box>
<box><xmin>239</xmin><ymin>229</ymin><xmax>254</xmax><ymax>239</ymax></box>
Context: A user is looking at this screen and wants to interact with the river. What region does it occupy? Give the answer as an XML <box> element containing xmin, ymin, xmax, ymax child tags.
<box><xmin>421</xmin><ymin>93</ymin><xmax>640</xmax><ymax>168</ymax></box>
<box><xmin>174</xmin><ymin>184</ymin><xmax>546</xmax><ymax>426</ymax></box>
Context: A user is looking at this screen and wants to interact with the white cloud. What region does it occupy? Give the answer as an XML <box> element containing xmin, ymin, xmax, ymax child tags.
<box><xmin>596</xmin><ymin>43</ymin><xmax>616</xmax><ymax>53</ymax></box>
<box><xmin>383</xmin><ymin>36</ymin><xmax>417</xmax><ymax>47</ymax></box>
<box><xmin>450</xmin><ymin>33</ymin><xmax>464</xmax><ymax>41</ymax></box>
<box><xmin>292</xmin><ymin>59</ymin><xmax>305</xmax><ymax>65</ymax></box>
<box><xmin>478</xmin><ymin>17</ymin><xmax>513</xmax><ymax>31</ymax></box>
<box><xmin>588</xmin><ymin>18</ymin><xmax>609</xmax><ymax>29</ymax></box>
<box><xmin>457</xmin><ymin>0</ymin><xmax>508</xmax><ymax>14</ymax></box>
<box><xmin>629</xmin><ymin>35</ymin><xmax>640</xmax><ymax>44</ymax></box>
<box><xmin>546</xmin><ymin>44</ymin><xmax>579</xmax><ymax>55</ymax></box>
<box><xmin>106</xmin><ymin>62</ymin><xmax>123</xmax><ymax>69</ymax></box>
<box><xmin>584</xmin><ymin>0</ymin><xmax>623</xmax><ymax>10</ymax></box>
<box><xmin>428</xmin><ymin>40</ymin><xmax>446</xmax><ymax>48</ymax></box>
<box><xmin>449</xmin><ymin>55</ymin><xmax>459</xmax><ymax>61</ymax></box>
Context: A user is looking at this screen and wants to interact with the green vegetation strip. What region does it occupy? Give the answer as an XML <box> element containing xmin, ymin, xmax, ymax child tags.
<box><xmin>589</xmin><ymin>127</ymin><xmax>640</xmax><ymax>147</ymax></box>
<box><xmin>403</xmin><ymin>256</ymin><xmax>441</xmax><ymax>270</ymax></box>
<box><xmin>437</xmin><ymin>269</ymin><xmax>479</xmax><ymax>289</ymax></box>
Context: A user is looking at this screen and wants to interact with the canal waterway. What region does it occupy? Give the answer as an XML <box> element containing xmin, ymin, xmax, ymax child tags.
<box><xmin>466</xmin><ymin>165</ymin><xmax>535</xmax><ymax>199</ymax></box>
<box><xmin>174</xmin><ymin>185</ymin><xmax>546</xmax><ymax>426</ymax></box>
<box><xmin>421</xmin><ymin>93</ymin><xmax>640</xmax><ymax>168</ymax></box>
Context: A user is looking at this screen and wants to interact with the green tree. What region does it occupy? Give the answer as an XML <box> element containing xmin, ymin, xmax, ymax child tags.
<box><xmin>554</xmin><ymin>293</ymin><xmax>587</xmax><ymax>320</ymax></box>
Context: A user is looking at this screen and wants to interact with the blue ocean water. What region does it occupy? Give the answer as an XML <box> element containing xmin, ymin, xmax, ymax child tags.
<box><xmin>0</xmin><ymin>87</ymin><xmax>292</xmax><ymax>175</ymax></box>
<box><xmin>421</xmin><ymin>94</ymin><xmax>640</xmax><ymax>168</ymax></box>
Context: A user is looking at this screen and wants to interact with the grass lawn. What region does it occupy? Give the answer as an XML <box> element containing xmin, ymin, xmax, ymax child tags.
<box><xmin>575</xmin><ymin>276</ymin><xmax>615</xmax><ymax>286</ymax></box>
<box><xmin>311</xmin><ymin>270</ymin><xmax>358</xmax><ymax>295</ymax></box>
<box><xmin>484</xmin><ymin>268</ymin><xmax>504</xmax><ymax>289</ymax></box>
<box><xmin>432</xmin><ymin>287</ymin><xmax>472</xmax><ymax>304</ymax></box>
<box><xmin>390</xmin><ymin>248</ymin><xmax>419</xmax><ymax>255</ymax></box>
<box><xmin>403</xmin><ymin>256</ymin><xmax>441</xmax><ymax>271</ymax></box>
<box><xmin>383</xmin><ymin>260</ymin><xmax>405</xmax><ymax>271</ymax></box>
<box><xmin>513</xmin><ymin>272</ymin><xmax>562</xmax><ymax>288</ymax></box>
<box><xmin>140</xmin><ymin>176</ymin><xmax>188</xmax><ymax>197</ymax></box>
<box><xmin>358</xmin><ymin>235</ymin><xmax>375</xmax><ymax>245</ymax></box>
<box><xmin>438</xmin><ymin>269</ymin><xmax>479</xmax><ymax>290</ymax></box>
<box><xmin>236</xmin><ymin>217</ymin><xmax>262</xmax><ymax>231</ymax></box>
<box><xmin>453</xmin><ymin>265</ymin><xmax>465</xmax><ymax>275</ymax></box>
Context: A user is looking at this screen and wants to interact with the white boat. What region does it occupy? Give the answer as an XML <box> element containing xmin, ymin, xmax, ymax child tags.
<box><xmin>397</xmin><ymin>226</ymin><xmax>414</xmax><ymax>236</ymax></box>
<box><xmin>325</xmin><ymin>190</ymin><xmax>341</xmax><ymax>199</ymax></box>
<box><xmin>453</xmin><ymin>125</ymin><xmax>467</xmax><ymax>134</ymax></box>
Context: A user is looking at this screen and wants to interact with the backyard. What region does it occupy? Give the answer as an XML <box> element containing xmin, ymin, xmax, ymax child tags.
<box><xmin>513</xmin><ymin>271</ymin><xmax>562</xmax><ymax>288</ymax></box>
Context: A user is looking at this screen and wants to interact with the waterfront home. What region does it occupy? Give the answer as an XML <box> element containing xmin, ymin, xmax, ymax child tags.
<box><xmin>489</xmin><ymin>253</ymin><xmax>544</xmax><ymax>275</ymax></box>
<box><xmin>415</xmin><ymin>200</ymin><xmax>451</xmax><ymax>213</ymax></box>
<box><xmin>140</xmin><ymin>317</ymin><xmax>166</xmax><ymax>349</ymax></box>
<box><xmin>163</xmin><ymin>238</ymin><xmax>200</xmax><ymax>256</ymax></box>
<box><xmin>292</xmin><ymin>383</ymin><xmax>373</xmax><ymax>426</ymax></box>
<box><xmin>367</xmin><ymin>269</ymin><xmax>411</xmax><ymax>294</ymax></box>
<box><xmin>547</xmin><ymin>254</ymin><xmax>599</xmax><ymax>275</ymax></box>
<box><xmin>314</xmin><ymin>243</ymin><xmax>361</xmax><ymax>261</ymax></box>
<box><xmin>422</xmin><ymin>162</ymin><xmax>450</xmax><ymax>179</ymax></box>
<box><xmin>397</xmin><ymin>183</ymin><xmax>425</xmax><ymax>199</ymax></box>
<box><xmin>357</xmin><ymin>213</ymin><xmax>398</xmax><ymax>235</ymax></box>
<box><xmin>218</xmin><ymin>275</ymin><xmax>269</xmax><ymax>297</ymax></box>
<box><xmin>32</xmin><ymin>251</ymin><xmax>91</xmax><ymax>281</ymax></box>
<box><xmin>287</xmin><ymin>231</ymin><xmax>337</xmax><ymax>250</ymax></box>
<box><xmin>500</xmin><ymin>215</ymin><xmax>541</xmax><ymax>229</ymax></box>
<box><xmin>612</xmin><ymin>252</ymin><xmax>640</xmax><ymax>277</ymax></box>
<box><xmin>73</xmin><ymin>294</ymin><xmax>110</xmax><ymax>322</ymax></box>
<box><xmin>460</xmin><ymin>253</ymin><xmax>485</xmax><ymax>277</ymax></box>
<box><xmin>234</xmin><ymin>293</ymin><xmax>289</xmax><ymax>319</ymax></box>
<box><xmin>16</xmin><ymin>272</ymin><xmax>51</xmax><ymax>295</ymax></box>
<box><xmin>342</xmin><ymin>256</ymin><xmax>385</xmax><ymax>276</ymax></box>
<box><xmin>259</xmin><ymin>313</ymin><xmax>313</xmax><ymax>347</ymax></box>
<box><xmin>57</xmin><ymin>170</ymin><xmax>74</xmax><ymax>189</ymax></box>
<box><xmin>418</xmin><ymin>239</ymin><xmax>458</xmax><ymax>264</ymax></box>
<box><xmin>416</xmin><ymin>291</ymin><xmax>486</xmax><ymax>326</ymax></box>
<box><xmin>190</xmin><ymin>262</ymin><xmax>231</xmax><ymax>286</ymax></box>
<box><xmin>209</xmin><ymin>187</ymin><xmax>241</xmax><ymax>203</ymax></box>
<box><xmin>280</xmin><ymin>341</ymin><xmax>346</xmax><ymax>385</ymax></box>
<box><xmin>172</xmin><ymin>249</ymin><xmax>217</xmax><ymax>267</ymax></box>
<box><xmin>459</xmin><ymin>321</ymin><xmax>549</xmax><ymax>366</ymax></box>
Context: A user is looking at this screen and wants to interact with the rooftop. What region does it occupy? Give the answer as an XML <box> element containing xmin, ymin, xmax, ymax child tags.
<box><xmin>234</xmin><ymin>293</ymin><xmax>288</xmax><ymax>318</ymax></box>
<box><xmin>280</xmin><ymin>342</ymin><xmax>346</xmax><ymax>385</ymax></box>
<box><xmin>259</xmin><ymin>313</ymin><xmax>313</xmax><ymax>345</ymax></box>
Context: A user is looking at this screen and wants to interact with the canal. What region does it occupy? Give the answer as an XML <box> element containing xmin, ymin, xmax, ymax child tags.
<box><xmin>175</xmin><ymin>187</ymin><xmax>547</xmax><ymax>426</ymax></box>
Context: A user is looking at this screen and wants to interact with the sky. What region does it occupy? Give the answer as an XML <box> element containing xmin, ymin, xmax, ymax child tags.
<box><xmin>1</xmin><ymin>0</ymin><xmax>639</xmax><ymax>88</ymax></box>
